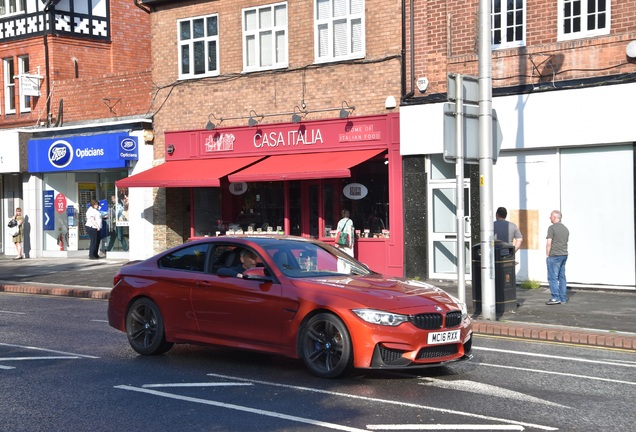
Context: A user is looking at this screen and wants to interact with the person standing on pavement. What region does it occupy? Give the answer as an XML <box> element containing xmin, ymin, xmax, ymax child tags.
<box><xmin>85</xmin><ymin>200</ymin><xmax>102</xmax><ymax>260</ymax></box>
<box><xmin>493</xmin><ymin>207</ymin><xmax>523</xmax><ymax>252</ymax></box>
<box><xmin>11</xmin><ymin>207</ymin><xmax>25</xmax><ymax>260</ymax></box>
<box><xmin>335</xmin><ymin>209</ymin><xmax>355</xmax><ymax>257</ymax></box>
<box><xmin>546</xmin><ymin>210</ymin><xmax>569</xmax><ymax>305</ymax></box>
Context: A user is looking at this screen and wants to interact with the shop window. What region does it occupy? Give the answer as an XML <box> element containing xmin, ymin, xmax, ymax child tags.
<box><xmin>330</xmin><ymin>157</ymin><xmax>389</xmax><ymax>239</ymax></box>
<box><xmin>193</xmin><ymin>187</ymin><xmax>221</xmax><ymax>237</ymax></box>
<box><xmin>314</xmin><ymin>0</ymin><xmax>365</xmax><ymax>63</ymax></box>
<box><xmin>243</xmin><ymin>2</ymin><xmax>288</xmax><ymax>72</ymax></box>
<box><xmin>178</xmin><ymin>14</ymin><xmax>219</xmax><ymax>80</ymax></box>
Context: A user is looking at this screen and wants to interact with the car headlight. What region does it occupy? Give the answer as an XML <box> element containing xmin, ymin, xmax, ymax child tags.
<box><xmin>352</xmin><ymin>309</ymin><xmax>409</xmax><ymax>326</ymax></box>
<box><xmin>448</xmin><ymin>295</ymin><xmax>468</xmax><ymax>319</ymax></box>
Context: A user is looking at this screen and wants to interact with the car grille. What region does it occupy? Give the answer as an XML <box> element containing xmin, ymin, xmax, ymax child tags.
<box><xmin>410</xmin><ymin>311</ymin><xmax>463</xmax><ymax>330</ymax></box>
<box><xmin>445</xmin><ymin>311</ymin><xmax>462</xmax><ymax>327</ymax></box>
<box><xmin>379</xmin><ymin>346</ymin><xmax>406</xmax><ymax>365</ymax></box>
<box><xmin>417</xmin><ymin>344</ymin><xmax>459</xmax><ymax>359</ymax></box>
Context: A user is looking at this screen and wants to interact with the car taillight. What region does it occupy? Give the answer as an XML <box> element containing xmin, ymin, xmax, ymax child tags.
<box><xmin>113</xmin><ymin>273</ymin><xmax>123</xmax><ymax>287</ymax></box>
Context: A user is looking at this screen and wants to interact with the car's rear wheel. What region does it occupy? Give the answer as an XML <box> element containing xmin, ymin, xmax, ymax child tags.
<box><xmin>301</xmin><ymin>313</ymin><xmax>352</xmax><ymax>378</ymax></box>
<box><xmin>126</xmin><ymin>298</ymin><xmax>174</xmax><ymax>355</ymax></box>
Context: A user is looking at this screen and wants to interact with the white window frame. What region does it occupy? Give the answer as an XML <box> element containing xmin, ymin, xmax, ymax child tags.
<box><xmin>314</xmin><ymin>0</ymin><xmax>365</xmax><ymax>64</ymax></box>
<box><xmin>491</xmin><ymin>0</ymin><xmax>525</xmax><ymax>49</ymax></box>
<box><xmin>3</xmin><ymin>57</ymin><xmax>15</xmax><ymax>115</ymax></box>
<box><xmin>558</xmin><ymin>0</ymin><xmax>611</xmax><ymax>41</ymax></box>
<box><xmin>242</xmin><ymin>2</ymin><xmax>288</xmax><ymax>73</ymax></box>
<box><xmin>0</xmin><ymin>0</ymin><xmax>26</xmax><ymax>17</ymax></box>
<box><xmin>18</xmin><ymin>55</ymin><xmax>30</xmax><ymax>113</ymax></box>
<box><xmin>177</xmin><ymin>14</ymin><xmax>220</xmax><ymax>80</ymax></box>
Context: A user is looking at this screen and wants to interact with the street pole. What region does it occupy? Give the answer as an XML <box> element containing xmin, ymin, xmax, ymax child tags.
<box><xmin>478</xmin><ymin>0</ymin><xmax>496</xmax><ymax>320</ymax></box>
<box><xmin>455</xmin><ymin>75</ymin><xmax>466</xmax><ymax>304</ymax></box>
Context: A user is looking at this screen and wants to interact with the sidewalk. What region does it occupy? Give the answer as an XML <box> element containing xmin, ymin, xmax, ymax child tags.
<box><xmin>1</xmin><ymin>255</ymin><xmax>635</xmax><ymax>351</ymax></box>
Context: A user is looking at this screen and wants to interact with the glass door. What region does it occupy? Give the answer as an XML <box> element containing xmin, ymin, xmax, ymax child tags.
<box><xmin>427</xmin><ymin>155</ymin><xmax>471</xmax><ymax>279</ymax></box>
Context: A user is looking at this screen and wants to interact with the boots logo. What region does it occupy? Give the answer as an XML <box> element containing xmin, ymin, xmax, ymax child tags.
<box><xmin>48</xmin><ymin>140</ymin><xmax>73</xmax><ymax>168</ymax></box>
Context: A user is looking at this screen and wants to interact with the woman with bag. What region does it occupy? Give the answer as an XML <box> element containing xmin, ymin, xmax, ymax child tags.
<box><xmin>335</xmin><ymin>209</ymin><xmax>355</xmax><ymax>257</ymax></box>
<box><xmin>9</xmin><ymin>208</ymin><xmax>25</xmax><ymax>260</ymax></box>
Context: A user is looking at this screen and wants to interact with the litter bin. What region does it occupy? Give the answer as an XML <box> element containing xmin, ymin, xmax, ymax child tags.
<box><xmin>471</xmin><ymin>241</ymin><xmax>517</xmax><ymax>314</ymax></box>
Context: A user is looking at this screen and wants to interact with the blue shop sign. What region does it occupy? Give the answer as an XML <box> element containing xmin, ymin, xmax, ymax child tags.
<box><xmin>28</xmin><ymin>133</ymin><xmax>139</xmax><ymax>173</ymax></box>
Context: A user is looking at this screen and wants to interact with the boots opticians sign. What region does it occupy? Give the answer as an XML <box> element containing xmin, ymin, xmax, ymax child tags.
<box><xmin>27</xmin><ymin>133</ymin><xmax>139</xmax><ymax>173</ymax></box>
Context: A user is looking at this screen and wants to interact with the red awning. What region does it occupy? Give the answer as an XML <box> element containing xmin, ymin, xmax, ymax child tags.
<box><xmin>227</xmin><ymin>149</ymin><xmax>385</xmax><ymax>182</ymax></box>
<box><xmin>116</xmin><ymin>157</ymin><xmax>264</xmax><ymax>188</ymax></box>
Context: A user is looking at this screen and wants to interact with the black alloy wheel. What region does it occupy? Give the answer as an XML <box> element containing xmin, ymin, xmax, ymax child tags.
<box><xmin>301</xmin><ymin>313</ymin><xmax>353</xmax><ymax>378</ymax></box>
<box><xmin>125</xmin><ymin>298</ymin><xmax>174</xmax><ymax>355</ymax></box>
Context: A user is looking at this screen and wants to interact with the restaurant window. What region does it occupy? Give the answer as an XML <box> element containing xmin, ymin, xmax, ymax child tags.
<box><xmin>325</xmin><ymin>156</ymin><xmax>389</xmax><ymax>239</ymax></box>
<box><xmin>243</xmin><ymin>2</ymin><xmax>288</xmax><ymax>72</ymax></box>
<box><xmin>178</xmin><ymin>14</ymin><xmax>219</xmax><ymax>80</ymax></box>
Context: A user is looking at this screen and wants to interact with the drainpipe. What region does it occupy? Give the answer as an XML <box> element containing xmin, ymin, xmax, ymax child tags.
<box><xmin>401</xmin><ymin>0</ymin><xmax>415</xmax><ymax>100</ymax></box>
<box><xmin>134</xmin><ymin>0</ymin><xmax>151</xmax><ymax>14</ymax></box>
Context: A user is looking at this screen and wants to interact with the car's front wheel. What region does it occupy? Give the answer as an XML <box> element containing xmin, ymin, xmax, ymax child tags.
<box><xmin>301</xmin><ymin>313</ymin><xmax>353</xmax><ymax>378</ymax></box>
<box><xmin>125</xmin><ymin>298</ymin><xmax>174</xmax><ymax>355</ymax></box>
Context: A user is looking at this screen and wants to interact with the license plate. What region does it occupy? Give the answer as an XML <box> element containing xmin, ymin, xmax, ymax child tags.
<box><xmin>427</xmin><ymin>329</ymin><xmax>461</xmax><ymax>345</ymax></box>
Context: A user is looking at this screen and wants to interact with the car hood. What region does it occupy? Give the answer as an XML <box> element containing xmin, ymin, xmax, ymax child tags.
<box><xmin>291</xmin><ymin>275</ymin><xmax>463</xmax><ymax>313</ymax></box>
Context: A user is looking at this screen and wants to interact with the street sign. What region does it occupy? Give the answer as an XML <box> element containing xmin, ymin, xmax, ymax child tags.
<box><xmin>43</xmin><ymin>191</ymin><xmax>55</xmax><ymax>231</ymax></box>
<box><xmin>447</xmin><ymin>74</ymin><xmax>479</xmax><ymax>105</ymax></box>
<box><xmin>442</xmin><ymin>104</ymin><xmax>503</xmax><ymax>163</ymax></box>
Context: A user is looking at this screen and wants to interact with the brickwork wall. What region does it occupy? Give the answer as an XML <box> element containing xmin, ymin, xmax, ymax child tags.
<box><xmin>148</xmin><ymin>0</ymin><xmax>404</xmax><ymax>251</ymax></box>
<box><xmin>0</xmin><ymin>0</ymin><xmax>152</xmax><ymax>127</ymax></box>
<box><xmin>406</xmin><ymin>0</ymin><xmax>636</xmax><ymax>96</ymax></box>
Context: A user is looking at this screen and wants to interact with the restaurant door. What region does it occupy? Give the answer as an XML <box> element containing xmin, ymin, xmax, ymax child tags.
<box><xmin>289</xmin><ymin>181</ymin><xmax>321</xmax><ymax>239</ymax></box>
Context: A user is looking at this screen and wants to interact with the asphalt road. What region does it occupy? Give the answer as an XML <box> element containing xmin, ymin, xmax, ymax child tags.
<box><xmin>1</xmin><ymin>293</ymin><xmax>635</xmax><ymax>431</ymax></box>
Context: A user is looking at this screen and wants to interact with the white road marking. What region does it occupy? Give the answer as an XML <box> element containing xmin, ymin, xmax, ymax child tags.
<box><xmin>473</xmin><ymin>347</ymin><xmax>636</xmax><ymax>368</ymax></box>
<box><xmin>206</xmin><ymin>373</ymin><xmax>557</xmax><ymax>431</ymax></box>
<box><xmin>0</xmin><ymin>356</ymin><xmax>80</xmax><ymax>361</ymax></box>
<box><xmin>115</xmin><ymin>385</ymin><xmax>370</xmax><ymax>432</ymax></box>
<box><xmin>476</xmin><ymin>362</ymin><xmax>636</xmax><ymax>386</ymax></box>
<box><xmin>91</xmin><ymin>319</ymin><xmax>109</xmax><ymax>323</ymax></box>
<box><xmin>0</xmin><ymin>342</ymin><xmax>99</xmax><ymax>359</ymax></box>
<box><xmin>0</xmin><ymin>365</ymin><xmax>15</xmax><ymax>370</ymax></box>
<box><xmin>0</xmin><ymin>310</ymin><xmax>26</xmax><ymax>315</ymax></box>
<box><xmin>418</xmin><ymin>377</ymin><xmax>567</xmax><ymax>408</ymax></box>
<box><xmin>142</xmin><ymin>383</ymin><xmax>253</xmax><ymax>388</ymax></box>
<box><xmin>367</xmin><ymin>425</ymin><xmax>524</xmax><ymax>431</ymax></box>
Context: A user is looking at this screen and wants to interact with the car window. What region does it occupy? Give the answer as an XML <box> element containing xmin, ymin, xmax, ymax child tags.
<box><xmin>158</xmin><ymin>243</ymin><xmax>210</xmax><ymax>273</ymax></box>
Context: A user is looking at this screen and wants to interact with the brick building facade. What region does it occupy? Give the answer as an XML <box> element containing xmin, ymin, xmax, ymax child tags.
<box><xmin>128</xmin><ymin>0</ymin><xmax>405</xmax><ymax>274</ymax></box>
<box><xmin>400</xmin><ymin>0</ymin><xmax>636</xmax><ymax>287</ymax></box>
<box><xmin>1</xmin><ymin>0</ymin><xmax>153</xmax><ymax>259</ymax></box>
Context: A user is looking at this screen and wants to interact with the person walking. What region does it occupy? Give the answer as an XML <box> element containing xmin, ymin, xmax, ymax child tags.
<box><xmin>546</xmin><ymin>210</ymin><xmax>569</xmax><ymax>305</ymax></box>
<box><xmin>493</xmin><ymin>207</ymin><xmax>523</xmax><ymax>252</ymax></box>
<box><xmin>335</xmin><ymin>209</ymin><xmax>355</xmax><ymax>257</ymax></box>
<box><xmin>11</xmin><ymin>207</ymin><xmax>25</xmax><ymax>260</ymax></box>
<box><xmin>85</xmin><ymin>200</ymin><xmax>102</xmax><ymax>260</ymax></box>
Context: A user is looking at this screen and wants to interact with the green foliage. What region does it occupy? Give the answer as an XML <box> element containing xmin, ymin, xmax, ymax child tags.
<box><xmin>520</xmin><ymin>279</ymin><xmax>541</xmax><ymax>290</ymax></box>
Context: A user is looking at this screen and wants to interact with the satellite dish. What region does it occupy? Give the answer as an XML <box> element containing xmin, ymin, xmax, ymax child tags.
<box><xmin>627</xmin><ymin>41</ymin><xmax>636</xmax><ymax>59</ymax></box>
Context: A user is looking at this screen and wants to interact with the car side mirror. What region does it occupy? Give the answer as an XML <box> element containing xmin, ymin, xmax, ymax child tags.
<box><xmin>242</xmin><ymin>267</ymin><xmax>274</xmax><ymax>282</ymax></box>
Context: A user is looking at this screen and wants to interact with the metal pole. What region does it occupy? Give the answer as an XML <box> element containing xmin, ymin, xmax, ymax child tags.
<box><xmin>455</xmin><ymin>75</ymin><xmax>466</xmax><ymax>304</ymax></box>
<box><xmin>478</xmin><ymin>0</ymin><xmax>496</xmax><ymax>320</ymax></box>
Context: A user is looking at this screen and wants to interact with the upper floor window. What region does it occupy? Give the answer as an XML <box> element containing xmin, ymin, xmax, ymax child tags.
<box><xmin>3</xmin><ymin>57</ymin><xmax>15</xmax><ymax>115</ymax></box>
<box><xmin>0</xmin><ymin>0</ymin><xmax>26</xmax><ymax>16</ymax></box>
<box><xmin>558</xmin><ymin>0</ymin><xmax>610</xmax><ymax>40</ymax></box>
<box><xmin>178</xmin><ymin>14</ymin><xmax>219</xmax><ymax>80</ymax></box>
<box><xmin>18</xmin><ymin>55</ymin><xmax>30</xmax><ymax>113</ymax></box>
<box><xmin>242</xmin><ymin>2</ymin><xmax>288</xmax><ymax>72</ymax></box>
<box><xmin>492</xmin><ymin>0</ymin><xmax>525</xmax><ymax>49</ymax></box>
<box><xmin>314</xmin><ymin>0</ymin><xmax>365</xmax><ymax>63</ymax></box>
